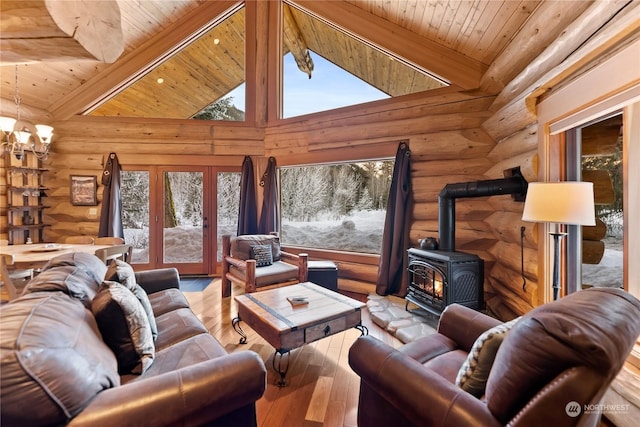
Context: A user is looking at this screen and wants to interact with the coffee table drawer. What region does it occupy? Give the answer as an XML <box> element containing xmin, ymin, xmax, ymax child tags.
<box><xmin>305</xmin><ymin>317</ymin><xmax>346</xmax><ymax>342</ymax></box>
<box><xmin>304</xmin><ymin>311</ymin><xmax>361</xmax><ymax>344</ymax></box>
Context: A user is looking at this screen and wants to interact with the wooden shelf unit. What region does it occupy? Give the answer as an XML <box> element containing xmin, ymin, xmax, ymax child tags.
<box><xmin>5</xmin><ymin>152</ymin><xmax>49</xmax><ymax>244</ymax></box>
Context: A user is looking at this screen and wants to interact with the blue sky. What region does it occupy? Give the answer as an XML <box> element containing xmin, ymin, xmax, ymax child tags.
<box><xmin>227</xmin><ymin>52</ymin><xmax>389</xmax><ymax>118</ymax></box>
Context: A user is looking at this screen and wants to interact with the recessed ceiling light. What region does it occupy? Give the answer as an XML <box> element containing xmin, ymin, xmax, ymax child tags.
<box><xmin>157</xmin><ymin>77</ymin><xmax>164</xmax><ymax>84</ymax></box>
<box><xmin>214</xmin><ymin>38</ymin><xmax>220</xmax><ymax>45</ymax></box>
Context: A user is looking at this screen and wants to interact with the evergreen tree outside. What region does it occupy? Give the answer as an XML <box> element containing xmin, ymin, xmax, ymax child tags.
<box><xmin>192</xmin><ymin>96</ymin><xmax>245</xmax><ymax>121</ymax></box>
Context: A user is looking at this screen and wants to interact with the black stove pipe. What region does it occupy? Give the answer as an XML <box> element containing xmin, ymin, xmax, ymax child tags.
<box><xmin>438</xmin><ymin>173</ymin><xmax>528</xmax><ymax>252</ymax></box>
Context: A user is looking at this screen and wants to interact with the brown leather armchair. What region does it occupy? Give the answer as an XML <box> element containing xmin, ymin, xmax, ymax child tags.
<box><xmin>349</xmin><ymin>287</ymin><xmax>640</xmax><ymax>427</ymax></box>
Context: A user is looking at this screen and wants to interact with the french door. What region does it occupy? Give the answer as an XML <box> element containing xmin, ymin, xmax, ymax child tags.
<box><xmin>121</xmin><ymin>165</ymin><xmax>240</xmax><ymax>275</ymax></box>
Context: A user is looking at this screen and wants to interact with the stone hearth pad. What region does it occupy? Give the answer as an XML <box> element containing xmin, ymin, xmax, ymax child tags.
<box><xmin>367</xmin><ymin>294</ymin><xmax>438</xmax><ymax>343</ymax></box>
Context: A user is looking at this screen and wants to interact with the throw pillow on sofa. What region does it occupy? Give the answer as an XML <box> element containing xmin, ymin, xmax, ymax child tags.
<box><xmin>455</xmin><ymin>317</ymin><xmax>520</xmax><ymax>397</ymax></box>
<box><xmin>91</xmin><ymin>280</ymin><xmax>155</xmax><ymax>375</ymax></box>
<box><xmin>105</xmin><ymin>259</ymin><xmax>158</xmax><ymax>341</ymax></box>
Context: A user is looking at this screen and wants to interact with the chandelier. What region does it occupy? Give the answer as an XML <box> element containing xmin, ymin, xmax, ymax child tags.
<box><xmin>1</xmin><ymin>65</ymin><xmax>54</xmax><ymax>160</ymax></box>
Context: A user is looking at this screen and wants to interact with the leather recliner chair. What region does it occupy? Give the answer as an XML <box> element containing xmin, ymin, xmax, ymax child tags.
<box><xmin>349</xmin><ymin>287</ymin><xmax>640</xmax><ymax>427</ymax></box>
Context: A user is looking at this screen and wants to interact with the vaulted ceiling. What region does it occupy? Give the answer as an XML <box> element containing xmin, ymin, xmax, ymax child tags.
<box><xmin>1</xmin><ymin>0</ymin><xmax>596</xmax><ymax>121</ymax></box>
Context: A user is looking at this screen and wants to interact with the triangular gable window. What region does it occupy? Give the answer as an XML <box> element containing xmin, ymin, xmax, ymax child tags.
<box><xmin>91</xmin><ymin>6</ymin><xmax>246</xmax><ymax>121</ymax></box>
<box><xmin>281</xmin><ymin>3</ymin><xmax>447</xmax><ymax>119</ymax></box>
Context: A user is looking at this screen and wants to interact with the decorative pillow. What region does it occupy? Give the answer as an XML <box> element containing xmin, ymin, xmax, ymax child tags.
<box><xmin>455</xmin><ymin>317</ymin><xmax>520</xmax><ymax>397</ymax></box>
<box><xmin>91</xmin><ymin>281</ymin><xmax>155</xmax><ymax>375</ymax></box>
<box><xmin>105</xmin><ymin>260</ymin><xmax>158</xmax><ymax>341</ymax></box>
<box><xmin>231</xmin><ymin>235</ymin><xmax>281</xmax><ymax>261</ymax></box>
<box><xmin>250</xmin><ymin>244</ymin><xmax>273</xmax><ymax>267</ymax></box>
<box><xmin>105</xmin><ymin>259</ymin><xmax>136</xmax><ymax>289</ymax></box>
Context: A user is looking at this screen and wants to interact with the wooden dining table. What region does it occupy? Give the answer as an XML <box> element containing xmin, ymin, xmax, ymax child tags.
<box><xmin>0</xmin><ymin>243</ymin><xmax>113</xmax><ymax>269</ymax></box>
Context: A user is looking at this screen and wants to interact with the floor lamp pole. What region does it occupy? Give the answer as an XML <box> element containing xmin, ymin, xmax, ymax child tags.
<box><xmin>550</xmin><ymin>232</ymin><xmax>567</xmax><ymax>300</ymax></box>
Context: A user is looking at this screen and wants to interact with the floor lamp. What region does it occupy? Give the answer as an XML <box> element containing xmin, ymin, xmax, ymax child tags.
<box><xmin>522</xmin><ymin>182</ymin><xmax>596</xmax><ymax>300</ymax></box>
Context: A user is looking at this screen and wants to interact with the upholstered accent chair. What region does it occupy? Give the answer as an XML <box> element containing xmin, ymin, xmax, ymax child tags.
<box><xmin>349</xmin><ymin>287</ymin><xmax>640</xmax><ymax>427</ymax></box>
<box><xmin>221</xmin><ymin>234</ymin><xmax>307</xmax><ymax>298</ymax></box>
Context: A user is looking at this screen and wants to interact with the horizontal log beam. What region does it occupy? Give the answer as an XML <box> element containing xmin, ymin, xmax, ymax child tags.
<box><xmin>291</xmin><ymin>0</ymin><xmax>487</xmax><ymax>89</ymax></box>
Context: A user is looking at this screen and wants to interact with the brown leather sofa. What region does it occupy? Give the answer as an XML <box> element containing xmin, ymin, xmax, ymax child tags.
<box><xmin>349</xmin><ymin>287</ymin><xmax>640</xmax><ymax>427</ymax></box>
<box><xmin>1</xmin><ymin>252</ymin><xmax>266</xmax><ymax>427</ymax></box>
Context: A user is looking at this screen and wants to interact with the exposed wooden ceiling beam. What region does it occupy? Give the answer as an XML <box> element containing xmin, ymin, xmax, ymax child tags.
<box><xmin>289</xmin><ymin>0</ymin><xmax>487</xmax><ymax>90</ymax></box>
<box><xmin>283</xmin><ymin>3</ymin><xmax>313</xmax><ymax>78</ymax></box>
<box><xmin>48</xmin><ymin>0</ymin><xmax>240</xmax><ymax>120</ymax></box>
<box><xmin>0</xmin><ymin>0</ymin><xmax>124</xmax><ymax>64</ymax></box>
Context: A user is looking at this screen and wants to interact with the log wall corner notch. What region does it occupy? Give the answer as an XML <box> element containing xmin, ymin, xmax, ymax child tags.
<box><xmin>0</xmin><ymin>0</ymin><xmax>124</xmax><ymax>64</ymax></box>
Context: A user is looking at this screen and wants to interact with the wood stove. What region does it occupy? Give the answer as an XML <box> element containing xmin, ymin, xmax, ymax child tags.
<box><xmin>407</xmin><ymin>248</ymin><xmax>483</xmax><ymax>316</ymax></box>
<box><xmin>406</xmin><ymin>170</ymin><xmax>527</xmax><ymax>316</ymax></box>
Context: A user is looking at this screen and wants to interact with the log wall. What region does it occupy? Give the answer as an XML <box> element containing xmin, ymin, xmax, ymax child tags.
<box><xmin>2</xmin><ymin>0</ymin><xmax>634</xmax><ymax>323</ymax></box>
<box><xmin>36</xmin><ymin>116</ymin><xmax>264</xmax><ymax>243</ymax></box>
<box><xmin>0</xmin><ymin>84</ymin><xmax>540</xmax><ymax>320</ymax></box>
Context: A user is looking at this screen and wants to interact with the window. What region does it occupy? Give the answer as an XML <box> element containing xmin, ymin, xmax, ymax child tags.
<box><xmin>281</xmin><ymin>3</ymin><xmax>446</xmax><ymax>118</ymax></box>
<box><xmin>279</xmin><ymin>161</ymin><xmax>393</xmax><ymax>253</ymax></box>
<box><xmin>121</xmin><ymin>170</ymin><xmax>150</xmax><ymax>264</ymax></box>
<box><xmin>568</xmin><ymin>114</ymin><xmax>623</xmax><ymax>290</ymax></box>
<box><xmin>216</xmin><ymin>171</ymin><xmax>241</xmax><ymax>260</ymax></box>
<box><xmin>91</xmin><ymin>6</ymin><xmax>246</xmax><ymax>120</ymax></box>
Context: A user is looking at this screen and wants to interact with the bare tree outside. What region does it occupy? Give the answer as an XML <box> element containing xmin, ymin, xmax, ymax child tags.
<box><xmin>217</xmin><ymin>172</ymin><xmax>241</xmax><ymax>261</ymax></box>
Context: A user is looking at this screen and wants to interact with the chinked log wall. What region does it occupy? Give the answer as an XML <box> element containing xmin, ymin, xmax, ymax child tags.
<box><xmin>42</xmin><ymin>118</ymin><xmax>265</xmax><ymax>241</ymax></box>
<box><xmin>43</xmin><ymin>87</ymin><xmax>538</xmax><ymax>320</ymax></box>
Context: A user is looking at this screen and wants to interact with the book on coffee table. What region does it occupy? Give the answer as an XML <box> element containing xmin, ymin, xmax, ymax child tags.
<box><xmin>287</xmin><ymin>296</ymin><xmax>309</xmax><ymax>306</ymax></box>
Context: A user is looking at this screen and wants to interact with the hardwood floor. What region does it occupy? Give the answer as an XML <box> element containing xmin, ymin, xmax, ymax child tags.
<box><xmin>182</xmin><ymin>280</ymin><xmax>403</xmax><ymax>427</ymax></box>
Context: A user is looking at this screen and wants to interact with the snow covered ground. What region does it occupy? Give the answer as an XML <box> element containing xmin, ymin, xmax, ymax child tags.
<box><xmin>582</xmin><ymin>237</ymin><xmax>623</xmax><ymax>288</ymax></box>
<box><xmin>281</xmin><ymin>209</ymin><xmax>385</xmax><ymax>253</ymax></box>
<box><xmin>126</xmin><ymin>209</ymin><xmax>623</xmax><ymax>289</ymax></box>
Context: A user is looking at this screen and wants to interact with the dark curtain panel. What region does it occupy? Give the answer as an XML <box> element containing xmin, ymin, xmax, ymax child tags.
<box><xmin>376</xmin><ymin>142</ymin><xmax>412</xmax><ymax>296</ymax></box>
<box><xmin>258</xmin><ymin>157</ymin><xmax>279</xmax><ymax>234</ymax></box>
<box><xmin>237</xmin><ymin>156</ymin><xmax>258</xmax><ymax>235</ymax></box>
<box><xmin>98</xmin><ymin>153</ymin><xmax>124</xmax><ymax>238</ymax></box>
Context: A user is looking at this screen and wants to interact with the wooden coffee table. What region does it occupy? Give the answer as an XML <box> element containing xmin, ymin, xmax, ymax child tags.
<box><xmin>232</xmin><ymin>282</ymin><xmax>367</xmax><ymax>386</ymax></box>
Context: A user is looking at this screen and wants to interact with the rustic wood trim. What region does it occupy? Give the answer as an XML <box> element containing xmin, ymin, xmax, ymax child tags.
<box><xmin>289</xmin><ymin>0</ymin><xmax>486</xmax><ymax>89</ymax></box>
<box><xmin>267</xmin><ymin>0</ymin><xmax>283</xmax><ymax>123</ymax></box>
<box><xmin>108</xmin><ymin>154</ymin><xmax>246</xmax><ymax>167</ymax></box>
<box><xmin>244</xmin><ymin>0</ymin><xmax>258</xmax><ymax>125</ymax></box>
<box><xmin>281</xmin><ymin>246</ymin><xmax>380</xmax><ymax>266</ymax></box>
<box><xmin>623</xmin><ymin>103</ymin><xmax>640</xmax><ymax>298</ymax></box>
<box><xmin>48</xmin><ymin>0</ymin><xmax>242</xmax><ymax>120</ymax></box>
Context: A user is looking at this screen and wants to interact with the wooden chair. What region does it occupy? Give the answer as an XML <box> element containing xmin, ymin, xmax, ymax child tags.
<box><xmin>221</xmin><ymin>234</ymin><xmax>307</xmax><ymax>298</ymax></box>
<box><xmin>64</xmin><ymin>236</ymin><xmax>95</xmax><ymax>244</ymax></box>
<box><xmin>1</xmin><ymin>253</ymin><xmax>32</xmax><ymax>301</ymax></box>
<box><xmin>94</xmin><ymin>244</ymin><xmax>133</xmax><ymax>265</ymax></box>
<box><xmin>94</xmin><ymin>237</ymin><xmax>126</xmax><ymax>245</ymax></box>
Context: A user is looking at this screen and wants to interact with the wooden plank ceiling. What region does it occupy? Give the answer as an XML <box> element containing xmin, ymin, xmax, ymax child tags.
<box><xmin>0</xmin><ymin>0</ymin><xmax>550</xmax><ymax>120</ymax></box>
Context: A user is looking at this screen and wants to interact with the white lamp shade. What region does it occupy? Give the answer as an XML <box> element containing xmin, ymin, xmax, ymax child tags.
<box><xmin>15</xmin><ymin>130</ymin><xmax>31</xmax><ymax>145</ymax></box>
<box><xmin>35</xmin><ymin>124</ymin><xmax>54</xmax><ymax>143</ymax></box>
<box><xmin>522</xmin><ymin>182</ymin><xmax>596</xmax><ymax>226</ymax></box>
<box><xmin>0</xmin><ymin>117</ymin><xmax>16</xmax><ymax>133</ymax></box>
